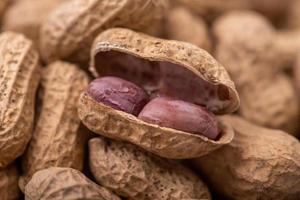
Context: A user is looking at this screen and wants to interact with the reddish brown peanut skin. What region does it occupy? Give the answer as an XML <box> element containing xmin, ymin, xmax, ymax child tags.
<box><xmin>39</xmin><ymin>0</ymin><xmax>168</xmax><ymax>65</ymax></box>
<box><xmin>165</xmin><ymin>6</ymin><xmax>212</xmax><ymax>52</ymax></box>
<box><xmin>2</xmin><ymin>0</ymin><xmax>68</xmax><ymax>42</ymax></box>
<box><xmin>87</xmin><ymin>77</ymin><xmax>149</xmax><ymax>116</ymax></box>
<box><xmin>25</xmin><ymin>167</ymin><xmax>121</xmax><ymax>200</ymax></box>
<box><xmin>20</xmin><ymin>61</ymin><xmax>89</xmax><ymax>191</ymax></box>
<box><xmin>192</xmin><ymin>116</ymin><xmax>300</xmax><ymax>200</ymax></box>
<box><xmin>138</xmin><ymin>97</ymin><xmax>219</xmax><ymax>140</ymax></box>
<box><xmin>214</xmin><ymin>11</ymin><xmax>299</xmax><ymax>134</ymax></box>
<box><xmin>0</xmin><ymin>164</ymin><xmax>21</xmax><ymax>200</ymax></box>
<box><xmin>89</xmin><ymin>137</ymin><xmax>212</xmax><ymax>200</ymax></box>
<box><xmin>0</xmin><ymin>32</ymin><xmax>40</xmax><ymax>168</ymax></box>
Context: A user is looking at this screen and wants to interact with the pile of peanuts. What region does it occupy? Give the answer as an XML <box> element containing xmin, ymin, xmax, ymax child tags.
<box><xmin>0</xmin><ymin>0</ymin><xmax>300</xmax><ymax>199</ymax></box>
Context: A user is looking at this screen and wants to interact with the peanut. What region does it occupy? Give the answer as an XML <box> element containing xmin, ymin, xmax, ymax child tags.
<box><xmin>2</xmin><ymin>0</ymin><xmax>68</xmax><ymax>43</ymax></box>
<box><xmin>0</xmin><ymin>0</ymin><xmax>8</xmax><ymax>20</ymax></box>
<box><xmin>86</xmin><ymin>77</ymin><xmax>149</xmax><ymax>116</ymax></box>
<box><xmin>19</xmin><ymin>61</ymin><xmax>89</xmax><ymax>191</ymax></box>
<box><xmin>89</xmin><ymin>137</ymin><xmax>212</xmax><ymax>200</ymax></box>
<box><xmin>0</xmin><ymin>164</ymin><xmax>21</xmax><ymax>200</ymax></box>
<box><xmin>165</xmin><ymin>6</ymin><xmax>212</xmax><ymax>51</ymax></box>
<box><xmin>286</xmin><ymin>0</ymin><xmax>300</xmax><ymax>29</ymax></box>
<box><xmin>192</xmin><ymin>115</ymin><xmax>300</xmax><ymax>200</ymax></box>
<box><xmin>293</xmin><ymin>54</ymin><xmax>300</xmax><ymax>98</ymax></box>
<box><xmin>0</xmin><ymin>32</ymin><xmax>40</xmax><ymax>168</ymax></box>
<box><xmin>79</xmin><ymin>28</ymin><xmax>238</xmax><ymax>159</ymax></box>
<box><xmin>39</xmin><ymin>0</ymin><xmax>169</xmax><ymax>65</ymax></box>
<box><xmin>138</xmin><ymin>97</ymin><xmax>219</xmax><ymax>140</ymax></box>
<box><xmin>178</xmin><ymin>0</ymin><xmax>291</xmax><ymax>22</ymax></box>
<box><xmin>214</xmin><ymin>11</ymin><xmax>299</xmax><ymax>134</ymax></box>
<box><xmin>25</xmin><ymin>167</ymin><xmax>121</xmax><ymax>200</ymax></box>
<box><xmin>275</xmin><ymin>30</ymin><xmax>300</xmax><ymax>68</ymax></box>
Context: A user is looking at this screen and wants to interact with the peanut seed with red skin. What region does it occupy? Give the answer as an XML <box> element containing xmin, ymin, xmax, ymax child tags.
<box><xmin>138</xmin><ymin>97</ymin><xmax>220</xmax><ymax>140</ymax></box>
<box><xmin>86</xmin><ymin>77</ymin><xmax>150</xmax><ymax>116</ymax></box>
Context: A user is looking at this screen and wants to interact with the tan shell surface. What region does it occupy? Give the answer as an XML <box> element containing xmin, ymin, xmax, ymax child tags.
<box><xmin>240</xmin><ymin>75</ymin><xmax>299</xmax><ymax>135</ymax></box>
<box><xmin>89</xmin><ymin>137</ymin><xmax>211</xmax><ymax>200</ymax></box>
<box><xmin>178</xmin><ymin>0</ymin><xmax>289</xmax><ymax>21</ymax></box>
<box><xmin>0</xmin><ymin>0</ymin><xmax>9</xmax><ymax>20</ymax></box>
<box><xmin>214</xmin><ymin>11</ymin><xmax>299</xmax><ymax>134</ymax></box>
<box><xmin>79</xmin><ymin>94</ymin><xmax>234</xmax><ymax>159</ymax></box>
<box><xmin>294</xmin><ymin>54</ymin><xmax>300</xmax><ymax>96</ymax></box>
<box><xmin>275</xmin><ymin>30</ymin><xmax>300</xmax><ymax>68</ymax></box>
<box><xmin>90</xmin><ymin>28</ymin><xmax>239</xmax><ymax>114</ymax></box>
<box><xmin>0</xmin><ymin>164</ymin><xmax>21</xmax><ymax>200</ymax></box>
<box><xmin>25</xmin><ymin>167</ymin><xmax>121</xmax><ymax>200</ymax></box>
<box><xmin>0</xmin><ymin>32</ymin><xmax>40</xmax><ymax>168</ymax></box>
<box><xmin>286</xmin><ymin>0</ymin><xmax>300</xmax><ymax>29</ymax></box>
<box><xmin>2</xmin><ymin>0</ymin><xmax>68</xmax><ymax>43</ymax></box>
<box><xmin>192</xmin><ymin>116</ymin><xmax>300</xmax><ymax>200</ymax></box>
<box><xmin>178</xmin><ymin>0</ymin><xmax>249</xmax><ymax>18</ymax></box>
<box><xmin>165</xmin><ymin>6</ymin><xmax>212</xmax><ymax>52</ymax></box>
<box><xmin>214</xmin><ymin>11</ymin><xmax>279</xmax><ymax>84</ymax></box>
<box><xmin>39</xmin><ymin>0</ymin><xmax>168</xmax><ymax>64</ymax></box>
<box><xmin>20</xmin><ymin>61</ymin><xmax>89</xmax><ymax>191</ymax></box>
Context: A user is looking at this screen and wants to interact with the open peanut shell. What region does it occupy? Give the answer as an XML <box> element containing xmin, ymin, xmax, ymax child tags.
<box><xmin>78</xmin><ymin>28</ymin><xmax>239</xmax><ymax>159</ymax></box>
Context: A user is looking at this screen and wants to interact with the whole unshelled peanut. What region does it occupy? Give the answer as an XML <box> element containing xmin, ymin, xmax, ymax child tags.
<box><xmin>165</xmin><ymin>6</ymin><xmax>212</xmax><ymax>52</ymax></box>
<box><xmin>214</xmin><ymin>11</ymin><xmax>299</xmax><ymax>134</ymax></box>
<box><xmin>0</xmin><ymin>164</ymin><xmax>21</xmax><ymax>200</ymax></box>
<box><xmin>192</xmin><ymin>115</ymin><xmax>300</xmax><ymax>200</ymax></box>
<box><xmin>275</xmin><ymin>30</ymin><xmax>300</xmax><ymax>68</ymax></box>
<box><xmin>293</xmin><ymin>54</ymin><xmax>300</xmax><ymax>98</ymax></box>
<box><xmin>25</xmin><ymin>167</ymin><xmax>121</xmax><ymax>200</ymax></box>
<box><xmin>0</xmin><ymin>32</ymin><xmax>40</xmax><ymax>168</ymax></box>
<box><xmin>2</xmin><ymin>0</ymin><xmax>68</xmax><ymax>43</ymax></box>
<box><xmin>39</xmin><ymin>0</ymin><xmax>169</xmax><ymax>65</ymax></box>
<box><xmin>178</xmin><ymin>0</ymin><xmax>291</xmax><ymax>22</ymax></box>
<box><xmin>89</xmin><ymin>137</ymin><xmax>211</xmax><ymax>200</ymax></box>
<box><xmin>0</xmin><ymin>0</ymin><xmax>8</xmax><ymax>20</ymax></box>
<box><xmin>19</xmin><ymin>61</ymin><xmax>89</xmax><ymax>191</ymax></box>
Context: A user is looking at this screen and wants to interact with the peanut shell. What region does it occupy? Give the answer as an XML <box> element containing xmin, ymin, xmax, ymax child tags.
<box><xmin>286</xmin><ymin>0</ymin><xmax>300</xmax><ymax>29</ymax></box>
<box><xmin>192</xmin><ymin>115</ymin><xmax>300</xmax><ymax>200</ymax></box>
<box><xmin>20</xmin><ymin>61</ymin><xmax>89</xmax><ymax>191</ymax></box>
<box><xmin>0</xmin><ymin>0</ymin><xmax>9</xmax><ymax>20</ymax></box>
<box><xmin>78</xmin><ymin>28</ymin><xmax>238</xmax><ymax>159</ymax></box>
<box><xmin>239</xmin><ymin>75</ymin><xmax>299</xmax><ymax>134</ymax></box>
<box><xmin>0</xmin><ymin>32</ymin><xmax>40</xmax><ymax>168</ymax></box>
<box><xmin>165</xmin><ymin>6</ymin><xmax>212</xmax><ymax>51</ymax></box>
<box><xmin>39</xmin><ymin>0</ymin><xmax>169</xmax><ymax>65</ymax></box>
<box><xmin>89</xmin><ymin>137</ymin><xmax>211</xmax><ymax>200</ymax></box>
<box><xmin>275</xmin><ymin>30</ymin><xmax>300</xmax><ymax>68</ymax></box>
<box><xmin>214</xmin><ymin>11</ymin><xmax>299</xmax><ymax>134</ymax></box>
<box><xmin>2</xmin><ymin>0</ymin><xmax>68</xmax><ymax>43</ymax></box>
<box><xmin>25</xmin><ymin>167</ymin><xmax>121</xmax><ymax>200</ymax></box>
<box><xmin>0</xmin><ymin>164</ymin><xmax>21</xmax><ymax>200</ymax></box>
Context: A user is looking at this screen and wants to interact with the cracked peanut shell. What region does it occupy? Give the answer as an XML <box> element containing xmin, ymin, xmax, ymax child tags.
<box><xmin>39</xmin><ymin>0</ymin><xmax>169</xmax><ymax>65</ymax></box>
<box><xmin>25</xmin><ymin>167</ymin><xmax>121</xmax><ymax>200</ymax></box>
<box><xmin>0</xmin><ymin>32</ymin><xmax>40</xmax><ymax>168</ymax></box>
<box><xmin>19</xmin><ymin>61</ymin><xmax>89</xmax><ymax>191</ymax></box>
<box><xmin>78</xmin><ymin>28</ymin><xmax>239</xmax><ymax>159</ymax></box>
<box><xmin>192</xmin><ymin>115</ymin><xmax>300</xmax><ymax>200</ymax></box>
<box><xmin>89</xmin><ymin>137</ymin><xmax>211</xmax><ymax>200</ymax></box>
<box><xmin>0</xmin><ymin>164</ymin><xmax>21</xmax><ymax>200</ymax></box>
